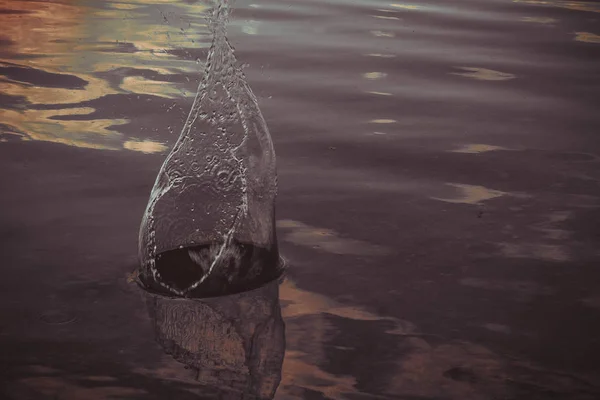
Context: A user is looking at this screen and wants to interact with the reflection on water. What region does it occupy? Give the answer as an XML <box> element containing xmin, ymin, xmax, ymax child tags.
<box><xmin>432</xmin><ymin>183</ymin><xmax>507</xmax><ymax>205</ymax></box>
<box><xmin>520</xmin><ymin>16</ymin><xmax>557</xmax><ymax>23</ymax></box>
<box><xmin>513</xmin><ymin>0</ymin><xmax>600</xmax><ymax>13</ymax></box>
<box><xmin>2</xmin><ymin>0</ymin><xmax>600</xmax><ymax>398</ymax></box>
<box><xmin>574</xmin><ymin>32</ymin><xmax>600</xmax><ymax>44</ymax></box>
<box><xmin>11</xmin><ymin>0</ymin><xmax>594</xmax><ymax>154</ymax></box>
<box><xmin>450</xmin><ymin>67</ymin><xmax>516</xmax><ymax>81</ymax></box>
<box><xmin>362</xmin><ymin>71</ymin><xmax>387</xmax><ymax>80</ymax></box>
<box><xmin>390</xmin><ymin>4</ymin><xmax>422</xmax><ymax>11</ymax></box>
<box><xmin>0</xmin><ymin>0</ymin><xmax>211</xmax><ymax>152</ymax></box>
<box><xmin>370</xmin><ymin>118</ymin><xmax>396</xmax><ymax>123</ymax></box>
<box><xmin>123</xmin><ymin>139</ymin><xmax>168</xmax><ymax>154</ymax></box>
<box><xmin>450</xmin><ymin>144</ymin><xmax>511</xmax><ymax>153</ymax></box>
<box><xmin>277</xmin><ymin>220</ymin><xmax>390</xmax><ymax>256</ymax></box>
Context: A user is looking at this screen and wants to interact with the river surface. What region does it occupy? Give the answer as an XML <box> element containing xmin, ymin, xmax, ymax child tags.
<box><xmin>1</xmin><ymin>0</ymin><xmax>600</xmax><ymax>399</ymax></box>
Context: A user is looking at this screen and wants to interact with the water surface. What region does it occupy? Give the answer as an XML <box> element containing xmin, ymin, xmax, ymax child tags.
<box><xmin>1</xmin><ymin>0</ymin><xmax>600</xmax><ymax>399</ymax></box>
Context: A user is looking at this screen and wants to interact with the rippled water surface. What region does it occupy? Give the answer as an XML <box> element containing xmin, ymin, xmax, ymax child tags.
<box><xmin>1</xmin><ymin>0</ymin><xmax>600</xmax><ymax>399</ymax></box>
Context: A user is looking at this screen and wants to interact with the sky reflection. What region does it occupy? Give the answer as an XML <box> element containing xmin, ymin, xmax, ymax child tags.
<box><xmin>0</xmin><ymin>0</ymin><xmax>210</xmax><ymax>152</ymax></box>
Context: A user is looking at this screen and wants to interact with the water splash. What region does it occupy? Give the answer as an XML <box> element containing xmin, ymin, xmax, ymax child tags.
<box><xmin>138</xmin><ymin>0</ymin><xmax>279</xmax><ymax>297</ymax></box>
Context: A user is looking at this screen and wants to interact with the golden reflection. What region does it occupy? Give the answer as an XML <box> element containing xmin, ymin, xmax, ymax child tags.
<box><xmin>1</xmin><ymin>107</ymin><xmax>126</xmax><ymax>150</ymax></box>
<box><xmin>451</xmin><ymin>144</ymin><xmax>510</xmax><ymax>153</ymax></box>
<box><xmin>278</xmin><ymin>275</ymin><xmax>535</xmax><ymax>399</ymax></box>
<box><xmin>451</xmin><ymin>67</ymin><xmax>516</xmax><ymax>81</ymax></box>
<box><xmin>278</xmin><ymin>278</ymin><xmax>418</xmax><ymax>398</ymax></box>
<box><xmin>0</xmin><ymin>0</ymin><xmax>210</xmax><ymax>152</ymax></box>
<box><xmin>126</xmin><ymin>274</ymin><xmax>415</xmax><ymax>399</ymax></box>
<box><xmin>513</xmin><ymin>0</ymin><xmax>600</xmax><ymax>13</ymax></box>
<box><xmin>0</xmin><ymin>0</ymin><xmax>87</xmax><ymax>65</ymax></box>
<box><xmin>120</xmin><ymin>76</ymin><xmax>186</xmax><ymax>99</ymax></box>
<box><xmin>370</xmin><ymin>119</ymin><xmax>397</xmax><ymax>123</ymax></box>
<box><xmin>0</xmin><ymin>75</ymin><xmax>120</xmax><ymax>105</ymax></box>
<box><xmin>390</xmin><ymin>4</ymin><xmax>421</xmax><ymax>10</ymax></box>
<box><xmin>123</xmin><ymin>139</ymin><xmax>168</xmax><ymax>154</ymax></box>
<box><xmin>109</xmin><ymin>3</ymin><xmax>144</xmax><ymax>10</ymax></box>
<box><xmin>520</xmin><ymin>16</ymin><xmax>557</xmax><ymax>23</ymax></box>
<box><xmin>433</xmin><ymin>183</ymin><xmax>506</xmax><ymax>204</ymax></box>
<box><xmin>363</xmin><ymin>71</ymin><xmax>387</xmax><ymax>79</ymax></box>
<box><xmin>574</xmin><ymin>32</ymin><xmax>600</xmax><ymax>43</ymax></box>
<box><xmin>91</xmin><ymin>53</ymin><xmax>185</xmax><ymax>75</ymax></box>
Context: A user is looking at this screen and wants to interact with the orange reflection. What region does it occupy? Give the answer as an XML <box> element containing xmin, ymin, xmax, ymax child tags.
<box><xmin>0</xmin><ymin>0</ymin><xmax>210</xmax><ymax>152</ymax></box>
<box><xmin>123</xmin><ymin>139</ymin><xmax>168</xmax><ymax>154</ymax></box>
<box><xmin>1</xmin><ymin>107</ymin><xmax>126</xmax><ymax>150</ymax></box>
<box><xmin>513</xmin><ymin>0</ymin><xmax>600</xmax><ymax>13</ymax></box>
<box><xmin>574</xmin><ymin>32</ymin><xmax>600</xmax><ymax>43</ymax></box>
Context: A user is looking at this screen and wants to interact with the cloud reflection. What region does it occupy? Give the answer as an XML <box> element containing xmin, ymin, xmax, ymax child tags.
<box><xmin>1</xmin><ymin>107</ymin><xmax>127</xmax><ymax>150</ymax></box>
<box><xmin>451</xmin><ymin>67</ymin><xmax>516</xmax><ymax>81</ymax></box>
<box><xmin>364</xmin><ymin>53</ymin><xmax>396</xmax><ymax>58</ymax></box>
<box><xmin>370</xmin><ymin>119</ymin><xmax>397</xmax><ymax>123</ymax></box>
<box><xmin>451</xmin><ymin>144</ymin><xmax>510</xmax><ymax>153</ymax></box>
<box><xmin>574</xmin><ymin>32</ymin><xmax>600</xmax><ymax>44</ymax></box>
<box><xmin>123</xmin><ymin>139</ymin><xmax>168</xmax><ymax>154</ymax></box>
<box><xmin>0</xmin><ymin>0</ymin><xmax>211</xmax><ymax>153</ymax></box>
<box><xmin>513</xmin><ymin>0</ymin><xmax>600</xmax><ymax>13</ymax></box>
<box><xmin>433</xmin><ymin>183</ymin><xmax>507</xmax><ymax>204</ymax></box>
<box><xmin>520</xmin><ymin>16</ymin><xmax>557</xmax><ymax>24</ymax></box>
<box><xmin>390</xmin><ymin>4</ymin><xmax>421</xmax><ymax>10</ymax></box>
<box><xmin>370</xmin><ymin>30</ymin><xmax>395</xmax><ymax>37</ymax></box>
<box><xmin>363</xmin><ymin>72</ymin><xmax>387</xmax><ymax>80</ymax></box>
<box><xmin>120</xmin><ymin>76</ymin><xmax>187</xmax><ymax>99</ymax></box>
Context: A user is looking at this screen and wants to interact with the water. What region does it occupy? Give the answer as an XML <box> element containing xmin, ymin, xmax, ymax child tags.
<box><xmin>137</xmin><ymin>0</ymin><xmax>280</xmax><ymax>297</ymax></box>
<box><xmin>1</xmin><ymin>0</ymin><xmax>600</xmax><ymax>399</ymax></box>
<box><xmin>141</xmin><ymin>241</ymin><xmax>282</xmax><ymax>297</ymax></box>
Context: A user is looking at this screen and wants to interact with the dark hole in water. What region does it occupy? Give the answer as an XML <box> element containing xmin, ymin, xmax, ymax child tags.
<box><xmin>139</xmin><ymin>241</ymin><xmax>282</xmax><ymax>298</ymax></box>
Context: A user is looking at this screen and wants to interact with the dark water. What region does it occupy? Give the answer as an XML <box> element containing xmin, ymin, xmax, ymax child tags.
<box><xmin>1</xmin><ymin>0</ymin><xmax>600</xmax><ymax>399</ymax></box>
<box><xmin>142</xmin><ymin>241</ymin><xmax>282</xmax><ymax>298</ymax></box>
